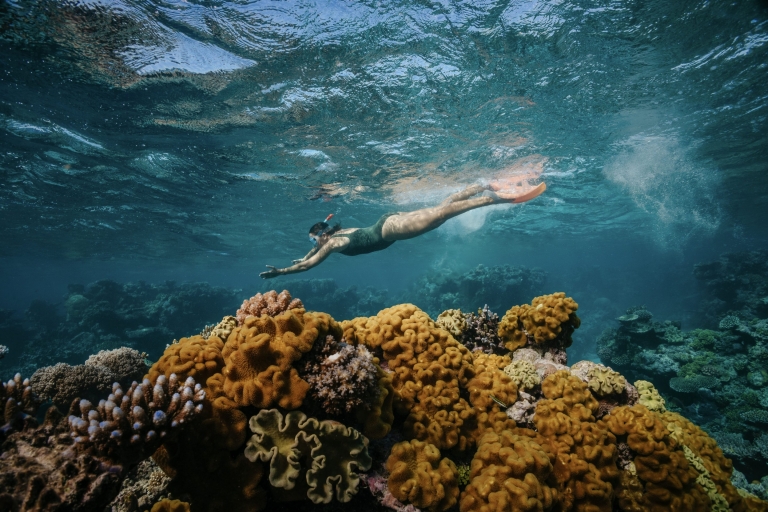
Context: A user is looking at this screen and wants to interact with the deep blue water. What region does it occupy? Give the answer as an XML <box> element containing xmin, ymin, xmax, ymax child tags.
<box><xmin>1</xmin><ymin>0</ymin><xmax>767</xmax><ymax>358</ymax></box>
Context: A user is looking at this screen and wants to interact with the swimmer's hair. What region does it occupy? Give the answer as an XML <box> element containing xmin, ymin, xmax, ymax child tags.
<box><xmin>309</xmin><ymin>222</ymin><xmax>341</xmax><ymax>237</ymax></box>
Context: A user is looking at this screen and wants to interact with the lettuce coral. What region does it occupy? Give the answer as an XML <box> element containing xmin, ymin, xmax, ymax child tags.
<box><xmin>498</xmin><ymin>292</ymin><xmax>581</xmax><ymax>352</ymax></box>
<box><xmin>244</xmin><ymin>408</ymin><xmax>372</xmax><ymax>504</ymax></box>
<box><xmin>386</xmin><ymin>439</ymin><xmax>459</xmax><ymax>512</ymax></box>
<box><xmin>502</xmin><ymin>359</ymin><xmax>541</xmax><ymax>391</ymax></box>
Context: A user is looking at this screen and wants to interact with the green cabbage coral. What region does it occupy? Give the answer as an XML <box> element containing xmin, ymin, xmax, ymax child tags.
<box><xmin>635</xmin><ymin>380</ymin><xmax>666</xmax><ymax>413</ymax></box>
<box><xmin>244</xmin><ymin>409</ymin><xmax>372</xmax><ymax>504</ymax></box>
<box><xmin>502</xmin><ymin>360</ymin><xmax>540</xmax><ymax>391</ymax></box>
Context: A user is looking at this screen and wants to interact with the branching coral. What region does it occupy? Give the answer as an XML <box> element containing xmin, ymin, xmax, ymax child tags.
<box><xmin>68</xmin><ymin>374</ymin><xmax>204</xmax><ymax>464</ymax></box>
<box><xmin>462</xmin><ymin>305</ymin><xmax>504</xmax><ymax>354</ymax></box>
<box><xmin>244</xmin><ymin>408</ymin><xmax>372</xmax><ymax>504</ymax></box>
<box><xmin>386</xmin><ymin>439</ymin><xmax>459</xmax><ymax>512</ymax></box>
<box><xmin>498</xmin><ymin>292</ymin><xmax>580</xmax><ymax>352</ymax></box>
<box><xmin>295</xmin><ymin>335</ymin><xmax>380</xmax><ymax>417</ymax></box>
<box><xmin>235</xmin><ymin>290</ymin><xmax>304</xmax><ymax>324</ymax></box>
<box><xmin>1</xmin><ymin>373</ymin><xmax>41</xmax><ymax>435</ymax></box>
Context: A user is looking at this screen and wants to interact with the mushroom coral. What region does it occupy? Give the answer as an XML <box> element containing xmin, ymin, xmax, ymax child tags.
<box><xmin>386</xmin><ymin>439</ymin><xmax>459</xmax><ymax>512</ymax></box>
<box><xmin>498</xmin><ymin>292</ymin><xmax>580</xmax><ymax>352</ymax></box>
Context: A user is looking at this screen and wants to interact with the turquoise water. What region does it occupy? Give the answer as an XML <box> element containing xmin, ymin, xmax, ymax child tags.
<box><xmin>2</xmin><ymin>0</ymin><xmax>768</xmax><ymax>507</ymax></box>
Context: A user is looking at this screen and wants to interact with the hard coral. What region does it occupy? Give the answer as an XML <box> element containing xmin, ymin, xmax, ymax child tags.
<box><xmin>386</xmin><ymin>439</ymin><xmax>459</xmax><ymax>512</ymax></box>
<box><xmin>85</xmin><ymin>347</ymin><xmax>148</xmax><ymax>383</ymax></box>
<box><xmin>244</xmin><ymin>408</ymin><xmax>372</xmax><ymax>504</ymax></box>
<box><xmin>0</xmin><ymin>407</ymin><xmax>125</xmax><ymax>511</ymax></box>
<box><xmin>1</xmin><ymin>373</ymin><xmax>40</xmax><ymax>436</ymax></box>
<box><xmin>295</xmin><ymin>335</ymin><xmax>380</xmax><ymax>417</ymax></box>
<box><xmin>31</xmin><ymin>362</ymin><xmax>114</xmax><ymax>407</ymax></box>
<box><xmin>463</xmin><ymin>305</ymin><xmax>504</xmax><ymax>354</ymax></box>
<box><xmin>68</xmin><ymin>374</ymin><xmax>205</xmax><ymax>465</ymax></box>
<box><xmin>236</xmin><ymin>290</ymin><xmax>304</xmax><ymax>324</ymax></box>
<box><xmin>499</xmin><ymin>292</ymin><xmax>580</xmax><ymax>352</ymax></box>
<box><xmin>459</xmin><ymin>428</ymin><xmax>559</xmax><ymax>512</ymax></box>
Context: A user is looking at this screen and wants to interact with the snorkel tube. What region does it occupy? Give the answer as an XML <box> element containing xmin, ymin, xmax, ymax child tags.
<box><xmin>309</xmin><ymin>214</ymin><xmax>335</xmax><ymax>245</ymax></box>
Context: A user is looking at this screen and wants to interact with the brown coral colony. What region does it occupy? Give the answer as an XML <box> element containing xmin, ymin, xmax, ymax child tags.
<box><xmin>1</xmin><ymin>290</ymin><xmax>766</xmax><ymax>512</ymax></box>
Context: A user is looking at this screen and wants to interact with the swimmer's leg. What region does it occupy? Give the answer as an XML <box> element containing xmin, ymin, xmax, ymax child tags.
<box><xmin>439</xmin><ymin>184</ymin><xmax>488</xmax><ymax>205</ymax></box>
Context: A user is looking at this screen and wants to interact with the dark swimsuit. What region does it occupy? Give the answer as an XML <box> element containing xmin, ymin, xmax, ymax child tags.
<box><xmin>332</xmin><ymin>213</ymin><xmax>398</xmax><ymax>256</ymax></box>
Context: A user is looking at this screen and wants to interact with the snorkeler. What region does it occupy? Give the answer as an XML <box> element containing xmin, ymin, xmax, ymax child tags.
<box><xmin>259</xmin><ymin>180</ymin><xmax>546</xmax><ymax>279</ymax></box>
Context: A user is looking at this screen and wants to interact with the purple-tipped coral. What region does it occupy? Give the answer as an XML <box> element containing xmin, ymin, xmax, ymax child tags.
<box><xmin>462</xmin><ymin>305</ymin><xmax>505</xmax><ymax>354</ymax></box>
<box><xmin>296</xmin><ymin>335</ymin><xmax>380</xmax><ymax>417</ymax></box>
<box><xmin>235</xmin><ymin>290</ymin><xmax>303</xmax><ymax>324</ymax></box>
<box><xmin>1</xmin><ymin>373</ymin><xmax>41</xmax><ymax>436</ymax></box>
<box><xmin>68</xmin><ymin>374</ymin><xmax>204</xmax><ymax>464</ymax></box>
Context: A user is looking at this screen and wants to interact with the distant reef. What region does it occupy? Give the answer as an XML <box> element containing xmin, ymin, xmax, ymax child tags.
<box><xmin>1</xmin><ymin>288</ymin><xmax>766</xmax><ymax>512</ymax></box>
<box><xmin>598</xmin><ymin>250</ymin><xmax>768</xmax><ymax>498</ymax></box>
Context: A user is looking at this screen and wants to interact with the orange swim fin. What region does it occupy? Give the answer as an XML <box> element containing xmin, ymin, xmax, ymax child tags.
<box><xmin>512</xmin><ymin>182</ymin><xmax>547</xmax><ymax>203</ymax></box>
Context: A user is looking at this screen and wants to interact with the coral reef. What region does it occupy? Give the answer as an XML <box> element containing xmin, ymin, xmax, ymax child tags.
<box><xmin>400</xmin><ymin>264</ymin><xmax>547</xmax><ymax>317</ymax></box>
<box><xmin>110</xmin><ymin>459</ymin><xmax>172</xmax><ymax>512</ymax></box>
<box><xmin>235</xmin><ymin>289</ymin><xmax>304</xmax><ymax>324</ymax></box>
<box><xmin>68</xmin><ymin>374</ymin><xmax>205</xmax><ymax>464</ymax></box>
<box><xmin>31</xmin><ymin>347</ymin><xmax>149</xmax><ymax>407</ymax></box>
<box><xmin>386</xmin><ymin>439</ymin><xmax>458</xmax><ymax>512</ymax></box>
<box><xmin>244</xmin><ymin>408</ymin><xmax>372</xmax><ymax>504</ymax></box>
<box><xmin>498</xmin><ymin>292</ymin><xmax>581</xmax><ymax>352</ymax></box>
<box><xmin>462</xmin><ymin>305</ymin><xmax>504</xmax><ymax>354</ymax></box>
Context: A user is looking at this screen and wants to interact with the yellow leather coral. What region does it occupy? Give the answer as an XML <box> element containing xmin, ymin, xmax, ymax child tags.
<box><xmin>459</xmin><ymin>428</ymin><xmax>559</xmax><ymax>512</ymax></box>
<box><xmin>662</xmin><ymin>411</ymin><xmax>768</xmax><ymax>512</ymax></box>
<box><xmin>355</xmin><ymin>363</ymin><xmax>395</xmax><ymax>439</ymax></box>
<box><xmin>498</xmin><ymin>292</ymin><xmax>580</xmax><ymax>352</ymax></box>
<box><xmin>244</xmin><ymin>409</ymin><xmax>372</xmax><ymax>504</ymax></box>
<box><xmin>533</xmin><ymin>370</ymin><xmax>618</xmax><ymax>512</ymax></box>
<box><xmin>634</xmin><ymin>380</ymin><xmax>666</xmax><ymax>413</ymax></box>
<box><xmin>221</xmin><ymin>310</ymin><xmax>339</xmax><ymax>409</ymax></box>
<box><xmin>386</xmin><ymin>439</ymin><xmax>459</xmax><ymax>512</ymax></box>
<box><xmin>147</xmin><ymin>334</ymin><xmax>225</xmax><ymax>383</ymax></box>
<box><xmin>603</xmin><ymin>405</ymin><xmax>709</xmax><ymax>512</ymax></box>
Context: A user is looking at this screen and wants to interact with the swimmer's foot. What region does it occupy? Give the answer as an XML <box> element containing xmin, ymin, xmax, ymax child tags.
<box><xmin>488</xmin><ymin>181</ymin><xmax>547</xmax><ymax>203</ymax></box>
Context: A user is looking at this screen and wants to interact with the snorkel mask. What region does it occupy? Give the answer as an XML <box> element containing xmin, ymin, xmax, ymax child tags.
<box><xmin>309</xmin><ymin>214</ymin><xmax>335</xmax><ymax>245</ymax></box>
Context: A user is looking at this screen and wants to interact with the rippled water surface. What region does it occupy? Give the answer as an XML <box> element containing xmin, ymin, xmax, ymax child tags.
<box><xmin>1</xmin><ymin>0</ymin><xmax>767</xmax><ymax>297</ymax></box>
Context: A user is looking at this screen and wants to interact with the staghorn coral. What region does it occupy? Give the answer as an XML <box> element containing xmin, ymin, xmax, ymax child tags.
<box><xmin>459</xmin><ymin>428</ymin><xmax>559</xmax><ymax>512</ymax></box>
<box><xmin>436</xmin><ymin>309</ymin><xmax>467</xmax><ymax>339</ymax></box>
<box><xmin>68</xmin><ymin>374</ymin><xmax>204</xmax><ymax>464</ymax></box>
<box><xmin>295</xmin><ymin>335</ymin><xmax>380</xmax><ymax>418</ymax></box>
<box><xmin>221</xmin><ymin>310</ymin><xmax>339</xmax><ymax>409</ymax></box>
<box><xmin>244</xmin><ymin>408</ymin><xmax>372</xmax><ymax>504</ymax></box>
<box><xmin>634</xmin><ymin>380</ymin><xmax>666</xmax><ymax>413</ymax></box>
<box><xmin>502</xmin><ymin>359</ymin><xmax>541</xmax><ymax>392</ymax></box>
<box><xmin>386</xmin><ymin>439</ymin><xmax>459</xmax><ymax>512</ymax></box>
<box><xmin>235</xmin><ymin>290</ymin><xmax>304</xmax><ymax>324</ymax></box>
<box><xmin>498</xmin><ymin>292</ymin><xmax>580</xmax><ymax>352</ymax></box>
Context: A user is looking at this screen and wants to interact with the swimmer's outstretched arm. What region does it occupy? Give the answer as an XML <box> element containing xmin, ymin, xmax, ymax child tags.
<box><xmin>260</xmin><ymin>237</ymin><xmax>347</xmax><ymax>279</ymax></box>
<box><xmin>292</xmin><ymin>247</ymin><xmax>317</xmax><ymax>264</ymax></box>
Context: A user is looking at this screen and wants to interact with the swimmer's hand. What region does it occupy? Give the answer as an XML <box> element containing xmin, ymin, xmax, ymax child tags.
<box><xmin>292</xmin><ymin>258</ymin><xmax>305</xmax><ymax>264</ymax></box>
<box><xmin>260</xmin><ymin>265</ymin><xmax>282</xmax><ymax>279</ymax></box>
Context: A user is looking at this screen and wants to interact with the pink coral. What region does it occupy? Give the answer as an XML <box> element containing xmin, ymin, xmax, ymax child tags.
<box><xmin>235</xmin><ymin>290</ymin><xmax>304</xmax><ymax>324</ymax></box>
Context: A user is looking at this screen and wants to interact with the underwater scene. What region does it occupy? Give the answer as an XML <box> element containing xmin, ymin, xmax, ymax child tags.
<box><xmin>1</xmin><ymin>0</ymin><xmax>768</xmax><ymax>510</ymax></box>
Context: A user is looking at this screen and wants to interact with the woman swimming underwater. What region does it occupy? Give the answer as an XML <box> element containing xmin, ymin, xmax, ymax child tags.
<box><xmin>259</xmin><ymin>180</ymin><xmax>546</xmax><ymax>279</ymax></box>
